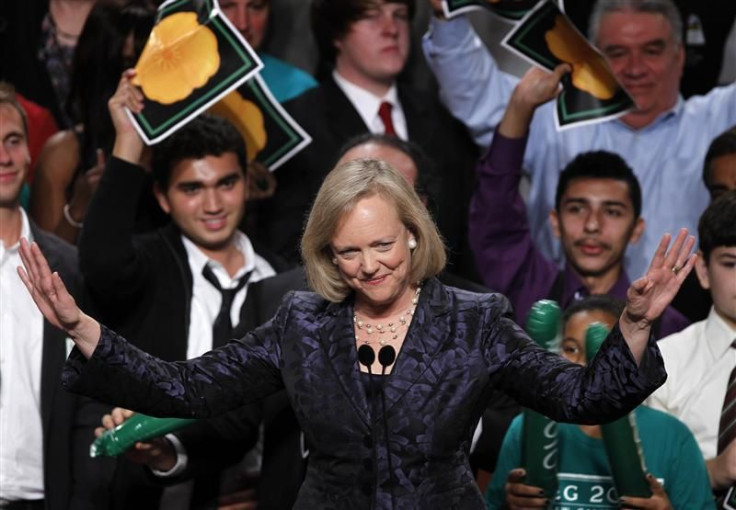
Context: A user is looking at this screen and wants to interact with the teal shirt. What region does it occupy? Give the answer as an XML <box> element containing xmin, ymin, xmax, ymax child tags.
<box><xmin>486</xmin><ymin>406</ymin><xmax>714</xmax><ymax>510</ymax></box>
<box><xmin>259</xmin><ymin>53</ymin><xmax>317</xmax><ymax>104</ymax></box>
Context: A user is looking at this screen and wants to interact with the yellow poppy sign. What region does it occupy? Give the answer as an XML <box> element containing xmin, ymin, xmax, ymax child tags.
<box><xmin>129</xmin><ymin>0</ymin><xmax>262</xmax><ymax>144</ymax></box>
<box><xmin>501</xmin><ymin>0</ymin><xmax>634</xmax><ymax>129</ymax></box>
<box><xmin>209</xmin><ymin>74</ymin><xmax>311</xmax><ymax>171</ymax></box>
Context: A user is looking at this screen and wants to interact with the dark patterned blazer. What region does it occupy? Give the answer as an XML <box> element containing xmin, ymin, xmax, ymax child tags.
<box><xmin>63</xmin><ymin>278</ymin><xmax>666</xmax><ymax>510</ymax></box>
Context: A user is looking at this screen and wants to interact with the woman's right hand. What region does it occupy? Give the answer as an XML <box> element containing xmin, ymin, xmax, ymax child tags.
<box><xmin>109</xmin><ymin>69</ymin><xmax>145</xmax><ymax>164</ymax></box>
<box><xmin>17</xmin><ymin>238</ymin><xmax>101</xmax><ymax>358</ymax></box>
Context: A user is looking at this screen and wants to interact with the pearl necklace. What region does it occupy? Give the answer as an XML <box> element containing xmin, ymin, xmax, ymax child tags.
<box><xmin>354</xmin><ymin>286</ymin><xmax>422</xmax><ymax>346</ymax></box>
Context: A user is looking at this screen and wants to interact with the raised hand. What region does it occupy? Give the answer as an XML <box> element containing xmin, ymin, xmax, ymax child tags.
<box><xmin>504</xmin><ymin>468</ymin><xmax>549</xmax><ymax>509</ymax></box>
<box><xmin>109</xmin><ymin>69</ymin><xmax>145</xmax><ymax>164</ymax></box>
<box><xmin>619</xmin><ymin>474</ymin><xmax>672</xmax><ymax>510</ymax></box>
<box><xmin>618</xmin><ymin>228</ymin><xmax>696</xmax><ymax>364</ymax></box>
<box><xmin>624</xmin><ymin>228</ymin><xmax>696</xmax><ymax>327</ymax></box>
<box><xmin>17</xmin><ymin>238</ymin><xmax>82</xmax><ymax>332</ymax></box>
<box><xmin>17</xmin><ymin>238</ymin><xmax>101</xmax><ymax>357</ymax></box>
<box><xmin>500</xmin><ymin>64</ymin><xmax>571</xmax><ymax>138</ymax></box>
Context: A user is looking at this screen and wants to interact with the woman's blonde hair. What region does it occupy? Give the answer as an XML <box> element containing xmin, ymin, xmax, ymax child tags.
<box><xmin>301</xmin><ymin>158</ymin><xmax>446</xmax><ymax>302</ymax></box>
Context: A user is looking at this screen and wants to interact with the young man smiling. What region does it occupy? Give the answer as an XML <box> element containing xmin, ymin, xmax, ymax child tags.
<box><xmin>469</xmin><ymin>65</ymin><xmax>688</xmax><ymax>336</ymax></box>
<box><xmin>77</xmin><ymin>74</ymin><xmax>289</xmax><ymax>510</ymax></box>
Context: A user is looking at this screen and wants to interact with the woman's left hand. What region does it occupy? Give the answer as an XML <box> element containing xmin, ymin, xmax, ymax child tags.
<box><xmin>623</xmin><ymin>228</ymin><xmax>696</xmax><ymax>329</ymax></box>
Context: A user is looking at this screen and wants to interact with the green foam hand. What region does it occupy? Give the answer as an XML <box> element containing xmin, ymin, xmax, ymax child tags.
<box><xmin>90</xmin><ymin>413</ymin><xmax>196</xmax><ymax>458</ymax></box>
<box><xmin>521</xmin><ymin>300</ymin><xmax>561</xmax><ymax>503</ymax></box>
<box><xmin>585</xmin><ymin>322</ymin><xmax>651</xmax><ymax>498</ymax></box>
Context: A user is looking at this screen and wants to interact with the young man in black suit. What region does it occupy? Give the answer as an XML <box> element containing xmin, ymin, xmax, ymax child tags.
<box><xmin>255</xmin><ymin>0</ymin><xmax>480</xmax><ymax>281</ymax></box>
<box><xmin>76</xmin><ymin>74</ymin><xmax>290</xmax><ymax>510</ymax></box>
<box><xmin>0</xmin><ymin>83</ymin><xmax>94</xmax><ymax>510</ymax></box>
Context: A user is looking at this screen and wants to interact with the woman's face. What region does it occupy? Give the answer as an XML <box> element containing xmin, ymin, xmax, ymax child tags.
<box><xmin>331</xmin><ymin>194</ymin><xmax>415</xmax><ymax>312</ymax></box>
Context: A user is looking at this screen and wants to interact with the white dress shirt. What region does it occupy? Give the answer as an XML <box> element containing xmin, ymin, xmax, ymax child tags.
<box><xmin>333</xmin><ymin>70</ymin><xmax>408</xmax><ymax>140</ymax></box>
<box><xmin>183</xmin><ymin>231</ymin><xmax>276</xmax><ymax>359</ymax></box>
<box><xmin>0</xmin><ymin>210</ymin><xmax>45</xmax><ymax>500</ymax></box>
<box><xmin>647</xmin><ymin>308</ymin><xmax>736</xmax><ymax>460</ymax></box>
<box><xmin>155</xmin><ymin>232</ymin><xmax>275</xmax><ymax>480</ymax></box>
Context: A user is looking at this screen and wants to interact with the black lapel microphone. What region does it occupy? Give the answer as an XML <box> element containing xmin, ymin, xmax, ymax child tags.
<box><xmin>377</xmin><ymin>346</ymin><xmax>396</xmax><ymax>510</ymax></box>
<box><xmin>358</xmin><ymin>344</ymin><xmax>378</xmax><ymax>509</ymax></box>
<box><xmin>358</xmin><ymin>344</ymin><xmax>376</xmax><ymax>369</ymax></box>
<box><xmin>377</xmin><ymin>346</ymin><xmax>396</xmax><ymax>369</ymax></box>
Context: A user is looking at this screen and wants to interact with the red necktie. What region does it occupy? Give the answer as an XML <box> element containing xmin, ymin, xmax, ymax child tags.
<box><xmin>378</xmin><ymin>101</ymin><xmax>396</xmax><ymax>136</ymax></box>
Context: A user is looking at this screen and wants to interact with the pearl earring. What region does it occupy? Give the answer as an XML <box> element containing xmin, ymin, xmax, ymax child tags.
<box><xmin>408</xmin><ymin>238</ymin><xmax>417</xmax><ymax>250</ymax></box>
<box><xmin>331</xmin><ymin>257</ymin><xmax>338</xmax><ymax>265</ymax></box>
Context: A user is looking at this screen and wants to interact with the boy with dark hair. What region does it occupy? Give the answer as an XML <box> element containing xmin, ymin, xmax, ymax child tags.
<box><xmin>554</xmin><ymin>151</ymin><xmax>642</xmax><ymax>218</ymax></box>
<box><xmin>469</xmin><ymin>66</ymin><xmax>688</xmax><ymax>336</ymax></box>
<box><xmin>150</xmin><ymin>114</ymin><xmax>249</xmax><ymax>191</ymax></box>
<box><xmin>77</xmin><ymin>73</ymin><xmax>290</xmax><ymax>510</ymax></box>
<box><xmin>648</xmin><ymin>190</ymin><xmax>736</xmax><ymax>501</ymax></box>
<box><xmin>702</xmin><ymin>126</ymin><xmax>736</xmax><ymax>201</ymax></box>
<box><xmin>486</xmin><ymin>294</ymin><xmax>714</xmax><ymax>509</ymax></box>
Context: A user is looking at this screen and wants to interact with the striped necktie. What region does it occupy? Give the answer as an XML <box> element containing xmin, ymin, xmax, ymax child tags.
<box><xmin>717</xmin><ymin>340</ymin><xmax>736</xmax><ymax>509</ymax></box>
<box><xmin>718</xmin><ymin>340</ymin><xmax>736</xmax><ymax>455</ymax></box>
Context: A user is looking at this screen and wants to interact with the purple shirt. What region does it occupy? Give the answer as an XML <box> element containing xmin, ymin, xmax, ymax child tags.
<box><xmin>469</xmin><ymin>133</ymin><xmax>690</xmax><ymax>339</ymax></box>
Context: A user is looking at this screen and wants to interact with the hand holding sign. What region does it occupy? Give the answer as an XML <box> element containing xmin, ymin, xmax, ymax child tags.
<box><xmin>502</xmin><ymin>0</ymin><xmax>634</xmax><ymax>129</ymax></box>
<box><xmin>128</xmin><ymin>0</ymin><xmax>262</xmax><ymax>144</ymax></box>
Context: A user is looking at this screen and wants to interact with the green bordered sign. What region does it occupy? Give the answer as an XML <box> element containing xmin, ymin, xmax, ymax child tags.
<box><xmin>724</xmin><ymin>486</ymin><xmax>736</xmax><ymax>510</ymax></box>
<box><xmin>442</xmin><ymin>0</ymin><xmax>551</xmax><ymax>21</ymax></box>
<box><xmin>502</xmin><ymin>0</ymin><xmax>634</xmax><ymax>130</ymax></box>
<box><xmin>129</xmin><ymin>0</ymin><xmax>262</xmax><ymax>145</ymax></box>
<box><xmin>246</xmin><ymin>75</ymin><xmax>311</xmax><ymax>170</ymax></box>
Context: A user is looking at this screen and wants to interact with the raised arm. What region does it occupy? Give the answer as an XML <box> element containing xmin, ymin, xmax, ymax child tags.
<box><xmin>77</xmin><ymin>70</ymin><xmax>150</xmax><ymax>301</ymax></box>
<box><xmin>469</xmin><ymin>65</ymin><xmax>568</xmax><ymax>315</ymax></box>
<box><xmin>422</xmin><ymin>2</ymin><xmax>518</xmax><ymax>147</ymax></box>
<box><xmin>619</xmin><ymin>228</ymin><xmax>696</xmax><ymax>364</ymax></box>
<box><xmin>18</xmin><ymin>236</ymin><xmax>284</xmax><ymax>417</ymax></box>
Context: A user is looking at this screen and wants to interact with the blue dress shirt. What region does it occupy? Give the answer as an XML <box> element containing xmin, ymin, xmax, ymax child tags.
<box><xmin>422</xmin><ymin>16</ymin><xmax>736</xmax><ymax>278</ymax></box>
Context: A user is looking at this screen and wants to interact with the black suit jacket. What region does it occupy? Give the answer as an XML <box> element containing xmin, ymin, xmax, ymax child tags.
<box><xmin>27</xmin><ymin>223</ymin><xmax>98</xmax><ymax>510</ymax></box>
<box><xmin>173</xmin><ymin>267</ymin><xmax>310</xmax><ymax>510</ymax></box>
<box><xmin>255</xmin><ymin>76</ymin><xmax>481</xmax><ymax>281</ymax></box>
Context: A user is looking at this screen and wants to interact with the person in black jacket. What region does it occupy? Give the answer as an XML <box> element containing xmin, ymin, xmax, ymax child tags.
<box><xmin>254</xmin><ymin>0</ymin><xmax>481</xmax><ymax>282</ymax></box>
<box><xmin>76</xmin><ymin>72</ymin><xmax>291</xmax><ymax>510</ymax></box>
<box><xmin>0</xmin><ymin>82</ymin><xmax>100</xmax><ymax>510</ymax></box>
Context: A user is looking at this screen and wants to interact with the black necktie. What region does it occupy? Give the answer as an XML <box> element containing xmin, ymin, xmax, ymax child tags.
<box><xmin>202</xmin><ymin>265</ymin><xmax>251</xmax><ymax>348</ymax></box>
